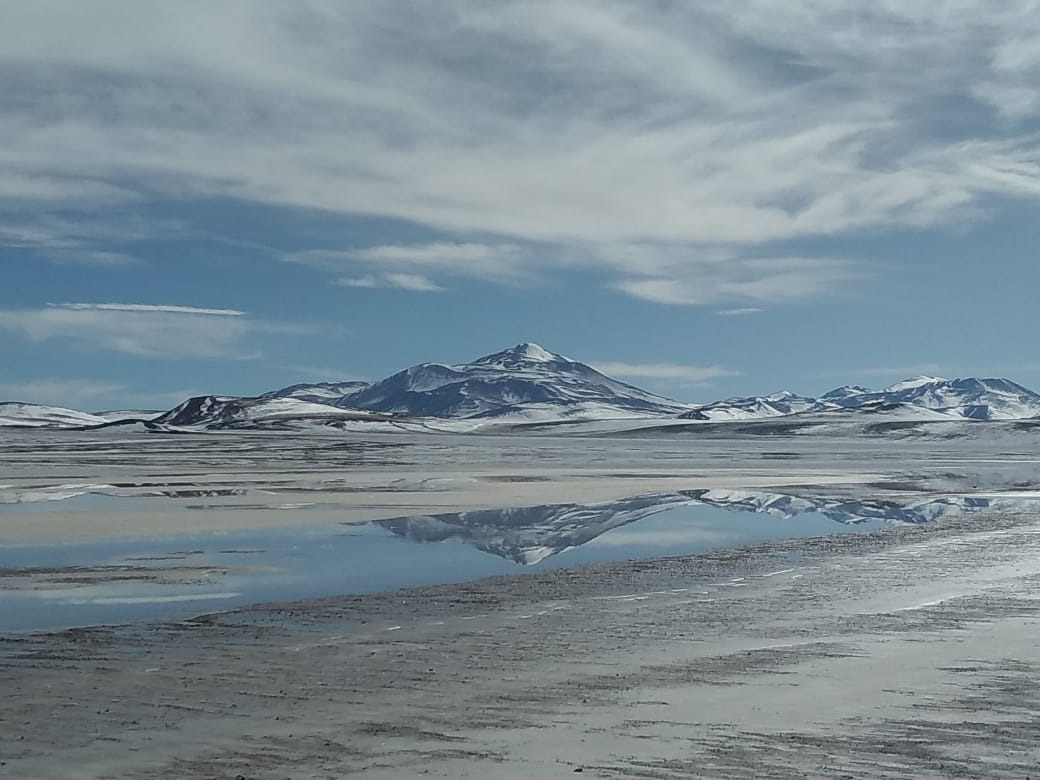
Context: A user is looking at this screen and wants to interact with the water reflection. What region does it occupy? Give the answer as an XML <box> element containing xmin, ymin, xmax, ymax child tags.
<box><xmin>3</xmin><ymin>488</ymin><xmax>1039</xmax><ymax>632</ymax></box>
<box><xmin>375</xmin><ymin>489</ymin><xmax>1040</xmax><ymax>564</ymax></box>
<box><xmin>376</xmin><ymin>493</ymin><xmax>695</xmax><ymax>564</ymax></box>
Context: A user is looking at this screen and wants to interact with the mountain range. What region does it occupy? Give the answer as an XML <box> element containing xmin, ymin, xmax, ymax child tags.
<box><xmin>4</xmin><ymin>342</ymin><xmax>1040</xmax><ymax>430</ymax></box>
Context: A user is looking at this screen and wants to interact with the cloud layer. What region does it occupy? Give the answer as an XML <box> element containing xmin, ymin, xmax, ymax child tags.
<box><xmin>0</xmin><ymin>303</ymin><xmax>273</xmax><ymax>358</ymax></box>
<box><xmin>3</xmin><ymin>2</ymin><xmax>1040</xmax><ymax>302</ymax></box>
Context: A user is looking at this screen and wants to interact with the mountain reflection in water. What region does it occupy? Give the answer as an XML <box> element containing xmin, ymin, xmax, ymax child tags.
<box><xmin>375</xmin><ymin>489</ymin><xmax>1040</xmax><ymax>565</ymax></box>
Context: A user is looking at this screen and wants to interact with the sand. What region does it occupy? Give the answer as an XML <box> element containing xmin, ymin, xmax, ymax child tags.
<box><xmin>3</xmin><ymin>512</ymin><xmax>1040</xmax><ymax>778</ymax></box>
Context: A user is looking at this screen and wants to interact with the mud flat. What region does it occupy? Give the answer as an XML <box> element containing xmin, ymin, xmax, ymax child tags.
<box><xmin>3</xmin><ymin>512</ymin><xmax>1040</xmax><ymax>778</ymax></box>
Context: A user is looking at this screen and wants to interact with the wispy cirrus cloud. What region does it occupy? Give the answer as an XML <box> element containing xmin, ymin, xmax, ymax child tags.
<box><xmin>612</xmin><ymin>255</ymin><xmax>863</xmax><ymax>306</ymax></box>
<box><xmin>55</xmin><ymin>303</ymin><xmax>245</xmax><ymax>316</ymax></box>
<box><xmin>0</xmin><ymin>172</ymin><xmax>138</xmax><ymax>207</ymax></box>
<box><xmin>0</xmin><ymin>303</ymin><xmax>294</xmax><ymax>358</ymax></box>
<box><xmin>288</xmin><ymin>242</ymin><xmax>531</xmax><ymax>291</ymax></box>
<box><xmin>0</xmin><ymin>213</ymin><xmax>185</xmax><ymax>267</ymax></box>
<box><xmin>338</xmin><ymin>273</ymin><xmax>446</xmax><ymax>292</ymax></box>
<box><xmin>717</xmin><ymin>308</ymin><xmax>765</xmax><ymax>317</ymax></box>
<box><xmin>2</xmin><ymin>3</ymin><xmax>1040</xmax><ymax>301</ymax></box>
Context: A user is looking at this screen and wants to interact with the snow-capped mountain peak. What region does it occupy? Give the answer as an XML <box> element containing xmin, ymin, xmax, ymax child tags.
<box><xmin>150</xmin><ymin>395</ymin><xmax>390</xmax><ymax>430</ymax></box>
<box><xmin>262</xmin><ymin>380</ymin><xmax>370</xmax><ymax>404</ymax></box>
<box><xmin>883</xmin><ymin>375</ymin><xmax>948</xmax><ymax>392</ymax></box>
<box><xmin>820</xmin><ymin>385</ymin><xmax>871</xmax><ymax>400</ymax></box>
<box><xmin>833</xmin><ymin>376</ymin><xmax>1040</xmax><ymax>420</ymax></box>
<box><xmin>678</xmin><ymin>391</ymin><xmax>818</xmax><ymax>421</ymax></box>
<box><xmin>470</xmin><ymin>342</ymin><xmax>568</xmax><ymax>368</ymax></box>
<box><xmin>340</xmin><ymin>343</ymin><xmax>689</xmax><ymax>419</ymax></box>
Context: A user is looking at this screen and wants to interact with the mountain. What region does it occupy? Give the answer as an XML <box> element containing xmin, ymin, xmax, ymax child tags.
<box><xmin>250</xmin><ymin>370</ymin><xmax>1040</xmax><ymax>426</ymax></box>
<box><xmin>0</xmin><ymin>402</ymin><xmax>112</xmax><ymax>428</ymax></box>
<box><xmin>675</xmin><ymin>376</ymin><xmax>1040</xmax><ymax>423</ymax></box>
<box><xmin>679</xmin><ymin>390</ymin><xmax>819</xmax><ymax>421</ymax></box>
<box><xmin>262</xmin><ymin>380</ymin><xmax>370</xmax><ymax>404</ymax></box>
<box><xmin>149</xmin><ymin>395</ymin><xmax>392</xmax><ymax>430</ymax></box>
<box><xmin>819</xmin><ymin>385</ymin><xmax>872</xmax><ymax>401</ymax></box>
<box><xmin>339</xmin><ymin>343</ymin><xmax>690</xmax><ymax>419</ymax></box>
<box><xmin>826</xmin><ymin>376</ymin><xmax>1040</xmax><ymax>420</ymax></box>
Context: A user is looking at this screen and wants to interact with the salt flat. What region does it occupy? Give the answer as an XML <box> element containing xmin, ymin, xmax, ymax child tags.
<box><xmin>2</xmin><ymin>426</ymin><xmax>1040</xmax><ymax>777</ymax></box>
<box><xmin>3</xmin><ymin>423</ymin><xmax>1038</xmax><ymax>543</ymax></box>
<box><xmin>3</xmin><ymin>513</ymin><xmax>1040</xmax><ymax>778</ymax></box>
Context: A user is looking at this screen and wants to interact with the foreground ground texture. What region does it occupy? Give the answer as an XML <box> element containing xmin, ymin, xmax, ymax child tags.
<box><xmin>3</xmin><ymin>511</ymin><xmax>1040</xmax><ymax>779</ymax></box>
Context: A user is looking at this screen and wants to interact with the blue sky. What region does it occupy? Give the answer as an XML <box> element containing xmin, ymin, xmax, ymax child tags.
<box><xmin>3</xmin><ymin>1</ymin><xmax>1040</xmax><ymax>410</ymax></box>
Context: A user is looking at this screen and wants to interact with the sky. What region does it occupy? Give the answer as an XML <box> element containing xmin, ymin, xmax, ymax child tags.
<box><xmin>3</xmin><ymin>1</ymin><xmax>1040</xmax><ymax>411</ymax></box>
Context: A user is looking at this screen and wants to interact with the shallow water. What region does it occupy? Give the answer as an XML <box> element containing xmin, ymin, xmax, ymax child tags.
<box><xmin>1</xmin><ymin>489</ymin><xmax>1036</xmax><ymax>632</ymax></box>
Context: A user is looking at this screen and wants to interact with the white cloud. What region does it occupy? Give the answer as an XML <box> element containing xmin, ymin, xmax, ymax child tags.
<box><xmin>289</xmin><ymin>242</ymin><xmax>531</xmax><ymax>290</ymax></box>
<box><xmin>0</xmin><ymin>172</ymin><xmax>138</xmax><ymax>206</ymax></box>
<box><xmin>2</xmin><ymin>3</ymin><xmax>1040</xmax><ymax>301</ymax></box>
<box><xmin>0</xmin><ymin>303</ymin><xmax>278</xmax><ymax>358</ymax></box>
<box><xmin>351</xmin><ymin>242</ymin><xmax>515</xmax><ymax>266</ymax></box>
<box><xmin>717</xmin><ymin>308</ymin><xmax>764</xmax><ymax>317</ymax></box>
<box><xmin>338</xmin><ymin>273</ymin><xmax>446</xmax><ymax>292</ymax></box>
<box><xmin>54</xmin><ymin>303</ymin><xmax>245</xmax><ymax>316</ymax></box>
<box><xmin>612</xmin><ymin>254</ymin><xmax>862</xmax><ymax>306</ymax></box>
<box><xmin>338</xmin><ymin>275</ymin><xmax>380</xmax><ymax>289</ymax></box>
<box><xmin>0</xmin><ymin>213</ymin><xmax>186</xmax><ymax>267</ymax></box>
<box><xmin>593</xmin><ymin>362</ymin><xmax>739</xmax><ymax>384</ymax></box>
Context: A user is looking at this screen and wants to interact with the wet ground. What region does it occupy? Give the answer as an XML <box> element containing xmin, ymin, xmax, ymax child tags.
<box><xmin>2</xmin><ymin>513</ymin><xmax>1040</xmax><ymax>778</ymax></box>
<box><xmin>0</xmin><ymin>495</ymin><xmax>902</xmax><ymax>632</ymax></box>
<box><xmin>8</xmin><ymin>487</ymin><xmax>1040</xmax><ymax>633</ymax></box>
<box><xmin>3</xmin><ymin>428</ymin><xmax>1040</xmax><ymax>777</ymax></box>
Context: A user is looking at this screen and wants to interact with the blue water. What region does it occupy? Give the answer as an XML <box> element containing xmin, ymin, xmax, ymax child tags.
<box><xmin>0</xmin><ymin>498</ymin><xmax>894</xmax><ymax>633</ymax></box>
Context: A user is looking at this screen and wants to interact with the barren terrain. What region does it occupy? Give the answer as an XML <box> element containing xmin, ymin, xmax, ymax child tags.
<box><xmin>2</xmin><ymin>427</ymin><xmax>1040</xmax><ymax>777</ymax></box>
